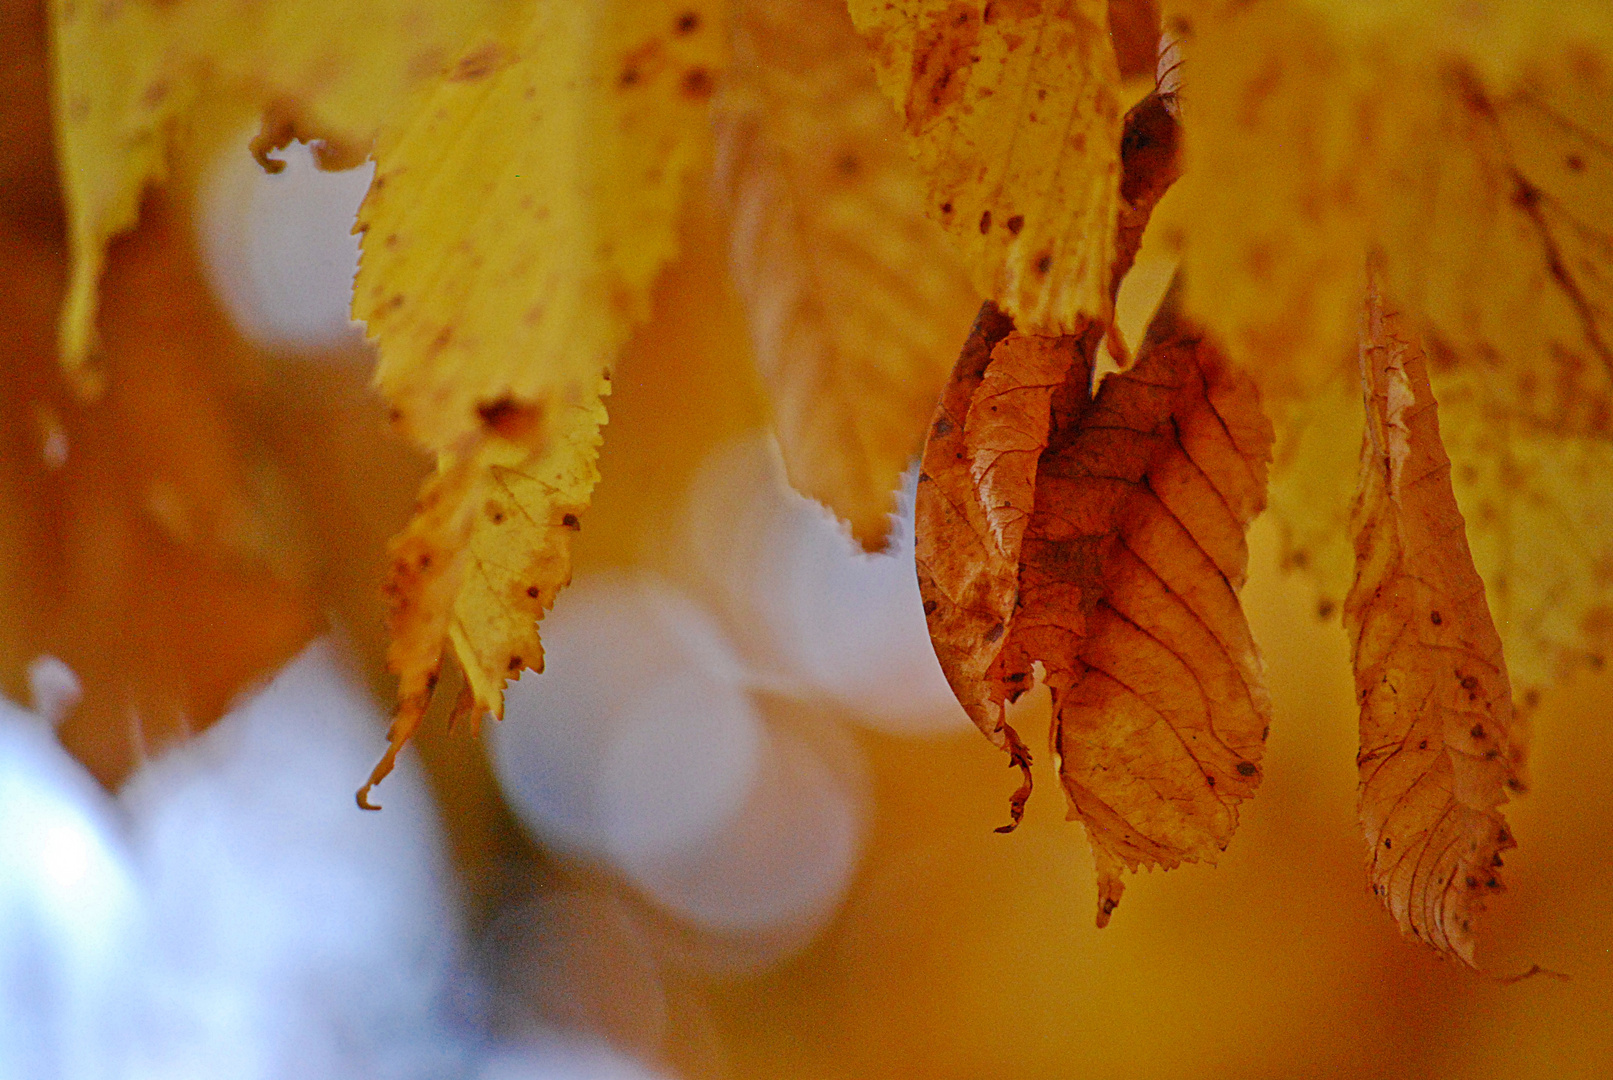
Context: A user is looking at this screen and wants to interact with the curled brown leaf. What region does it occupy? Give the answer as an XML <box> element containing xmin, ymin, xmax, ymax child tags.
<box><xmin>1346</xmin><ymin>280</ymin><xmax>1526</xmax><ymax>966</ymax></box>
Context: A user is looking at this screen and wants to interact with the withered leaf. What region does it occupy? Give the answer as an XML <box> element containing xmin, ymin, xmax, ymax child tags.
<box><xmin>1346</xmin><ymin>281</ymin><xmax>1525</xmax><ymax>966</ymax></box>
<box><xmin>715</xmin><ymin>0</ymin><xmax>978</xmax><ymax>547</ymax></box>
<box><xmin>918</xmin><ymin>282</ymin><xmax>1274</xmax><ymax>926</ymax></box>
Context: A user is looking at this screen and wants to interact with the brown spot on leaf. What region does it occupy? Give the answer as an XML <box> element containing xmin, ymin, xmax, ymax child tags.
<box><xmin>1005</xmin><ymin>214</ymin><xmax>1024</xmax><ymax>235</ymax></box>
<box><xmin>674</xmin><ymin>10</ymin><xmax>701</xmax><ymax>34</ymax></box>
<box><xmin>979</xmin><ymin>209</ymin><xmax>993</xmax><ymax>233</ymax></box>
<box><xmin>476</xmin><ymin>396</ymin><xmax>545</xmax><ymax>444</ymax></box>
<box><xmin>905</xmin><ymin>2</ymin><xmax>981</xmax><ymax>132</ymax></box>
<box><xmin>681</xmin><ymin>66</ymin><xmax>714</xmax><ymax>100</ymax></box>
<box><xmin>447</xmin><ymin>42</ymin><xmax>509</xmax><ymax>82</ymax></box>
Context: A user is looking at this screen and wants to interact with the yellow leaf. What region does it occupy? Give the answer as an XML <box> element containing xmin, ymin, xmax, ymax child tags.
<box><xmin>715</xmin><ymin>0</ymin><xmax>979</xmax><ymax>547</ymax></box>
<box><xmin>848</xmin><ymin>0</ymin><xmax>1125</xmax><ymax>334</ymax></box>
<box><xmin>362</xmin><ymin>406</ymin><xmax>602</xmax><ymax>810</ymax></box>
<box><xmin>1179</xmin><ymin>0</ymin><xmax>1613</xmax><ymax>713</ymax></box>
<box><xmin>357</xmin><ymin>0</ymin><xmax>725</xmax><ymax>450</ymax></box>
<box><xmin>353</xmin><ymin>0</ymin><xmax>724</xmax><ymax>804</ymax></box>
<box><xmin>49</xmin><ymin>0</ymin><xmax>511</xmax><ymax>390</ymax></box>
<box><xmin>1170</xmin><ymin>0</ymin><xmax>1613</xmax><ymax>410</ymax></box>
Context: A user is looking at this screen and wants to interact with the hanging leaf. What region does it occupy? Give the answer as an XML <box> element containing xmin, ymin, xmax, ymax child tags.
<box><xmin>353</xmin><ymin>0</ymin><xmax>723</xmax><ymax>805</ymax></box>
<box><xmin>1345</xmin><ymin>279</ymin><xmax>1526</xmax><ymax>966</ymax></box>
<box><xmin>848</xmin><ymin>0</ymin><xmax>1125</xmax><ymax>333</ymax></box>
<box><xmin>715</xmin><ymin>0</ymin><xmax>978</xmax><ymax>547</ymax></box>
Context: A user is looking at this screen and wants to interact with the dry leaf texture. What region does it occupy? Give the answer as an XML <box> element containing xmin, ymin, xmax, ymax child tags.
<box><xmin>715</xmin><ymin>0</ymin><xmax>979</xmax><ymax>547</ymax></box>
<box><xmin>354</xmin><ymin>0</ymin><xmax>723</xmax><ymax>805</ymax></box>
<box><xmin>1346</xmin><ymin>284</ymin><xmax>1525</xmax><ymax>966</ymax></box>
<box><xmin>49</xmin><ymin>0</ymin><xmax>510</xmax><ymax>389</ymax></box>
<box><xmin>918</xmin><ymin>283</ymin><xmax>1273</xmax><ymax>925</ymax></box>
<box><xmin>848</xmin><ymin>0</ymin><xmax>1124</xmax><ymax>333</ymax></box>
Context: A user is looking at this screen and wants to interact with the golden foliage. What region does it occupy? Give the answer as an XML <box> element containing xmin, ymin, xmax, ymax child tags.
<box><xmin>715</xmin><ymin>0</ymin><xmax>979</xmax><ymax>546</ymax></box>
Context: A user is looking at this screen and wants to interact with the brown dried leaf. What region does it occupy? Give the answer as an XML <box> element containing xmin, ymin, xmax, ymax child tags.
<box><xmin>1345</xmin><ymin>281</ymin><xmax>1525</xmax><ymax>966</ymax></box>
<box><xmin>918</xmin><ymin>282</ymin><xmax>1273</xmax><ymax>926</ymax></box>
<box><xmin>715</xmin><ymin>0</ymin><xmax>978</xmax><ymax>547</ymax></box>
<box><xmin>914</xmin><ymin>302</ymin><xmax>1042</xmax><ymax>812</ymax></box>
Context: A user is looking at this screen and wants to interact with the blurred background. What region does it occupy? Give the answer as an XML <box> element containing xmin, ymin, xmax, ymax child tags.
<box><xmin>3</xmin><ymin>2</ymin><xmax>1613</xmax><ymax>1078</ymax></box>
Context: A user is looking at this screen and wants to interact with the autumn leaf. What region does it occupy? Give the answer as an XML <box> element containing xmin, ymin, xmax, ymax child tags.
<box><xmin>1204</xmin><ymin>0</ymin><xmax>1613</xmax><ymax>712</ymax></box>
<box><xmin>48</xmin><ymin>0</ymin><xmax>510</xmax><ymax>391</ymax></box>
<box><xmin>353</xmin><ymin>0</ymin><xmax>723</xmax><ymax>806</ymax></box>
<box><xmin>1346</xmin><ymin>280</ymin><xmax>1525</xmax><ymax>966</ymax></box>
<box><xmin>848</xmin><ymin>0</ymin><xmax>1125</xmax><ymax>333</ymax></box>
<box><xmin>0</xmin><ymin>193</ymin><xmax>317</xmax><ymax>786</ymax></box>
<box><xmin>919</xmin><ymin>278</ymin><xmax>1273</xmax><ymax>926</ymax></box>
<box><xmin>713</xmin><ymin>0</ymin><xmax>979</xmax><ymax>547</ymax></box>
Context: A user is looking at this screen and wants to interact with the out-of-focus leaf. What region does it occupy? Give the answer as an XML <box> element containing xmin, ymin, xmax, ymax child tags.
<box><xmin>848</xmin><ymin>0</ymin><xmax>1124</xmax><ymax>334</ymax></box>
<box><xmin>353</xmin><ymin>0</ymin><xmax>723</xmax><ymax>805</ymax></box>
<box><xmin>0</xmin><ymin>195</ymin><xmax>317</xmax><ymax>786</ymax></box>
<box><xmin>1170</xmin><ymin>0</ymin><xmax>1613</xmax><ymax>409</ymax></box>
<box><xmin>715</xmin><ymin>0</ymin><xmax>978</xmax><ymax>547</ymax></box>
<box><xmin>48</xmin><ymin>0</ymin><xmax>514</xmax><ymax>390</ymax></box>
<box><xmin>1345</xmin><ymin>281</ymin><xmax>1524</xmax><ymax>966</ymax></box>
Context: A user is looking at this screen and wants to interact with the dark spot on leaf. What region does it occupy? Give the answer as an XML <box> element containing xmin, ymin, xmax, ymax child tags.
<box><xmin>526</xmin><ymin>586</ymin><xmax>540</xmax><ymax>598</ymax></box>
<box><xmin>1035</xmin><ymin>252</ymin><xmax>1052</xmax><ymax>274</ymax></box>
<box><xmin>1418</xmin><ymin>739</ymin><xmax>1428</xmax><ymax>750</ymax></box>
<box><xmin>979</xmin><ymin>210</ymin><xmax>992</xmax><ymax>233</ymax></box>
<box><xmin>983</xmin><ymin>622</ymin><xmax>1004</xmax><ymax>644</ymax></box>
<box><xmin>508</xmin><ymin>655</ymin><xmax>523</xmax><ymax>671</ymax></box>
<box><xmin>1383</xmin><ymin>837</ymin><xmax>1392</xmax><ymax>848</ymax></box>
<box><xmin>1430</xmin><ymin>610</ymin><xmax>1443</xmax><ymax>625</ymax></box>
<box><xmin>1005</xmin><ymin>214</ymin><xmax>1024</xmax><ymax>235</ymax></box>
<box><xmin>934</xmin><ymin>416</ymin><xmax>955</xmax><ymax>436</ymax></box>
<box><xmin>477</xmin><ymin>396</ymin><xmax>544</xmax><ymax>443</ymax></box>
<box><xmin>940</xmin><ymin>201</ymin><xmax>954</xmax><ymax>214</ymax></box>
<box><xmin>674</xmin><ymin>10</ymin><xmax>700</xmax><ymax>34</ymax></box>
<box><xmin>1471</xmin><ymin>723</ymin><xmax>1486</xmax><ymax>740</ymax></box>
<box><xmin>447</xmin><ymin>42</ymin><xmax>508</xmax><ymax>82</ymax></box>
<box><xmin>1511</xmin><ymin>177</ymin><xmax>1542</xmax><ymax>210</ymax></box>
<box><xmin>681</xmin><ymin>66</ymin><xmax>713</xmax><ymax>100</ymax></box>
<box><xmin>1317</xmin><ymin>599</ymin><xmax>1336</xmax><ymax>620</ymax></box>
<box><xmin>923</xmin><ymin>599</ymin><xmax>938</xmax><ymax>615</ymax></box>
<box><xmin>1236</xmin><ymin>761</ymin><xmax>1257</xmax><ymax>777</ymax></box>
<box><xmin>836</xmin><ymin>152</ymin><xmax>860</xmax><ymax>177</ymax></box>
<box><xmin>1206</xmin><ymin>775</ymin><xmax>1216</xmax><ymax>786</ymax></box>
<box><xmin>1567</xmin><ymin>153</ymin><xmax>1586</xmax><ymax>172</ymax></box>
<box><xmin>1466</xmin><ymin>876</ymin><xmax>1479</xmax><ymax>887</ymax></box>
<box><xmin>562</xmin><ymin>513</ymin><xmax>580</xmax><ymax>529</ymax></box>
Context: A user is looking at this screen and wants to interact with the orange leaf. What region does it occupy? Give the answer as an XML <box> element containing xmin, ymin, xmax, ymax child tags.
<box><xmin>1345</xmin><ymin>278</ymin><xmax>1527</xmax><ymax>966</ymax></box>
